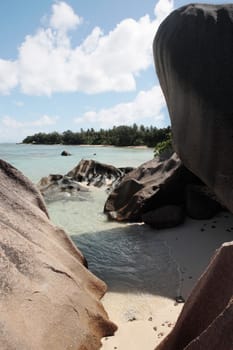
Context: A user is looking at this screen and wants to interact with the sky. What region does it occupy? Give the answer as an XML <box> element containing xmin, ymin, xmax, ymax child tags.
<box><xmin>0</xmin><ymin>0</ymin><xmax>230</xmax><ymax>142</ymax></box>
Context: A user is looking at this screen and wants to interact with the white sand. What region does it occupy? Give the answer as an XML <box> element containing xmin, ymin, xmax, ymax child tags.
<box><xmin>101</xmin><ymin>211</ymin><xmax>233</xmax><ymax>349</ymax></box>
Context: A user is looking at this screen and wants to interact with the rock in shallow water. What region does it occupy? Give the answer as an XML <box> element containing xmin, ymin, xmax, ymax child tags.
<box><xmin>66</xmin><ymin>159</ymin><xmax>124</xmax><ymax>188</ymax></box>
<box><xmin>38</xmin><ymin>159</ymin><xmax>130</xmax><ymax>202</ymax></box>
<box><xmin>0</xmin><ymin>159</ymin><xmax>116</xmax><ymax>349</ymax></box>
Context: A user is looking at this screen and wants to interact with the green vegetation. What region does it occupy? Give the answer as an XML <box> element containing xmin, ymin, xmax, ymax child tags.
<box><xmin>154</xmin><ymin>132</ymin><xmax>173</xmax><ymax>156</ymax></box>
<box><xmin>22</xmin><ymin>124</ymin><xmax>171</xmax><ymax>148</ymax></box>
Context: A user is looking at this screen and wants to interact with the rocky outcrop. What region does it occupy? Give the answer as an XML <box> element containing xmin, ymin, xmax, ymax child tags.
<box><xmin>154</xmin><ymin>3</ymin><xmax>233</xmax><ymax>214</ymax></box>
<box><xmin>104</xmin><ymin>153</ymin><xmax>200</xmax><ymax>222</ymax></box>
<box><xmin>38</xmin><ymin>173</ymin><xmax>90</xmax><ymax>202</ymax></box>
<box><xmin>156</xmin><ymin>242</ymin><xmax>233</xmax><ymax>350</ymax></box>
<box><xmin>66</xmin><ymin>159</ymin><xmax>124</xmax><ymax>188</ymax></box>
<box><xmin>0</xmin><ymin>159</ymin><xmax>116</xmax><ymax>349</ymax></box>
<box><xmin>38</xmin><ymin>159</ymin><xmax>131</xmax><ymax>201</ymax></box>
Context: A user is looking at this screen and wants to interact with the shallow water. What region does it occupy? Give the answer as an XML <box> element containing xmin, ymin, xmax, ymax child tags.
<box><xmin>0</xmin><ymin>144</ymin><xmax>181</xmax><ymax>321</ymax></box>
<box><xmin>48</xmin><ymin>186</ymin><xmax>181</xmax><ymax>322</ymax></box>
<box><xmin>0</xmin><ymin>143</ymin><xmax>153</xmax><ymax>182</ymax></box>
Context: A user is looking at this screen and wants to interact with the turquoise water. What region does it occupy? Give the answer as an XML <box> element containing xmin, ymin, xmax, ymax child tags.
<box><xmin>0</xmin><ymin>143</ymin><xmax>153</xmax><ymax>182</ymax></box>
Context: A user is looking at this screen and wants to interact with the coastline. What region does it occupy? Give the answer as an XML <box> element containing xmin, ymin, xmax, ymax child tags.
<box><xmin>18</xmin><ymin>142</ymin><xmax>152</xmax><ymax>149</ymax></box>
<box><xmin>100</xmin><ymin>212</ymin><xmax>233</xmax><ymax>349</ymax></box>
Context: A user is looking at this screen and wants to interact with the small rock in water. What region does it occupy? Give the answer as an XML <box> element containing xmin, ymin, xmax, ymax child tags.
<box><xmin>61</xmin><ymin>150</ymin><xmax>71</xmax><ymax>156</ymax></box>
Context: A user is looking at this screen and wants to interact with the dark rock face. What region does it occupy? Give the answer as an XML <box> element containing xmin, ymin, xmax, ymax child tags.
<box><xmin>154</xmin><ymin>3</ymin><xmax>233</xmax><ymax>214</ymax></box>
<box><xmin>0</xmin><ymin>159</ymin><xmax>116</xmax><ymax>349</ymax></box>
<box><xmin>66</xmin><ymin>159</ymin><xmax>125</xmax><ymax>188</ymax></box>
<box><xmin>156</xmin><ymin>242</ymin><xmax>233</xmax><ymax>350</ymax></box>
<box><xmin>61</xmin><ymin>150</ymin><xmax>71</xmax><ymax>156</ymax></box>
<box><xmin>38</xmin><ymin>159</ymin><xmax>130</xmax><ymax>201</ymax></box>
<box><xmin>185</xmin><ymin>184</ymin><xmax>222</xmax><ymax>219</ymax></box>
<box><xmin>142</xmin><ymin>205</ymin><xmax>185</xmax><ymax>229</ymax></box>
<box><xmin>104</xmin><ymin>153</ymin><xmax>200</xmax><ymax>222</ymax></box>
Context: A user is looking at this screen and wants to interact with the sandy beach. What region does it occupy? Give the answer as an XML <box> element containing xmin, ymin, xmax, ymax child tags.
<box><xmin>101</xmin><ymin>211</ymin><xmax>233</xmax><ymax>349</ymax></box>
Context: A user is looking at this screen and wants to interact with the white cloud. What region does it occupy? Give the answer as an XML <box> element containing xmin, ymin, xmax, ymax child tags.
<box><xmin>0</xmin><ymin>0</ymin><xmax>174</xmax><ymax>96</ymax></box>
<box><xmin>2</xmin><ymin>115</ymin><xmax>59</xmax><ymax>128</ymax></box>
<box><xmin>49</xmin><ymin>1</ymin><xmax>82</xmax><ymax>32</ymax></box>
<box><xmin>74</xmin><ymin>85</ymin><xmax>166</xmax><ymax>128</ymax></box>
<box><xmin>0</xmin><ymin>59</ymin><xmax>18</xmax><ymax>94</ymax></box>
<box><xmin>154</xmin><ymin>0</ymin><xmax>174</xmax><ymax>21</ymax></box>
<box><xmin>0</xmin><ymin>115</ymin><xmax>59</xmax><ymax>142</ymax></box>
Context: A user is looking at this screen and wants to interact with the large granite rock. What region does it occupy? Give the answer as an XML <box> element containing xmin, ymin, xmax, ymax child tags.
<box><xmin>154</xmin><ymin>3</ymin><xmax>233</xmax><ymax>214</ymax></box>
<box><xmin>0</xmin><ymin>159</ymin><xmax>116</xmax><ymax>349</ymax></box>
<box><xmin>104</xmin><ymin>153</ymin><xmax>200</xmax><ymax>222</ymax></box>
<box><xmin>66</xmin><ymin>159</ymin><xmax>124</xmax><ymax>188</ymax></box>
<box><xmin>185</xmin><ymin>184</ymin><xmax>222</xmax><ymax>220</ymax></box>
<box><xmin>142</xmin><ymin>205</ymin><xmax>185</xmax><ymax>229</ymax></box>
<box><xmin>156</xmin><ymin>242</ymin><xmax>233</xmax><ymax>350</ymax></box>
<box><xmin>38</xmin><ymin>159</ymin><xmax>131</xmax><ymax>201</ymax></box>
<box><xmin>38</xmin><ymin>173</ymin><xmax>90</xmax><ymax>202</ymax></box>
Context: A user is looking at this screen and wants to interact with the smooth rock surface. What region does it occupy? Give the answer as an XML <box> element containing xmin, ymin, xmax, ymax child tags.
<box><xmin>0</xmin><ymin>159</ymin><xmax>116</xmax><ymax>350</ymax></box>
<box><xmin>154</xmin><ymin>3</ymin><xmax>233</xmax><ymax>214</ymax></box>
<box><xmin>104</xmin><ymin>153</ymin><xmax>199</xmax><ymax>222</ymax></box>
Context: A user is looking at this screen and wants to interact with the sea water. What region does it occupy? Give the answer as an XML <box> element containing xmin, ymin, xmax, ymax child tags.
<box><xmin>0</xmin><ymin>143</ymin><xmax>180</xmax><ymax>322</ymax></box>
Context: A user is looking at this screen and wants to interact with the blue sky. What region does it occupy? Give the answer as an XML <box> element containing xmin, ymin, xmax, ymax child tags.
<box><xmin>0</xmin><ymin>0</ymin><xmax>230</xmax><ymax>142</ymax></box>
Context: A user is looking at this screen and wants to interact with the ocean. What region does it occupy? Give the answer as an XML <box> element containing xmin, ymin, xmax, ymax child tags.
<box><xmin>0</xmin><ymin>143</ymin><xmax>181</xmax><ymax>323</ymax></box>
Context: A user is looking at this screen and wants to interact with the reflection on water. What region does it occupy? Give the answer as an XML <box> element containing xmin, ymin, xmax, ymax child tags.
<box><xmin>72</xmin><ymin>225</ymin><xmax>179</xmax><ymax>298</ymax></box>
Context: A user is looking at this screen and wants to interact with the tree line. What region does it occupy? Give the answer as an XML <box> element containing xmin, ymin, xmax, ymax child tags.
<box><xmin>22</xmin><ymin>124</ymin><xmax>171</xmax><ymax>148</ymax></box>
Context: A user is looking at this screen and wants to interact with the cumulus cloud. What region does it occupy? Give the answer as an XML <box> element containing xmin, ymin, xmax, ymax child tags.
<box><xmin>0</xmin><ymin>59</ymin><xmax>18</xmax><ymax>94</ymax></box>
<box><xmin>49</xmin><ymin>1</ymin><xmax>82</xmax><ymax>32</ymax></box>
<box><xmin>0</xmin><ymin>114</ymin><xmax>59</xmax><ymax>142</ymax></box>
<box><xmin>2</xmin><ymin>115</ymin><xmax>59</xmax><ymax>128</ymax></box>
<box><xmin>154</xmin><ymin>0</ymin><xmax>174</xmax><ymax>20</ymax></box>
<box><xmin>0</xmin><ymin>0</ymin><xmax>174</xmax><ymax>95</ymax></box>
<box><xmin>74</xmin><ymin>85</ymin><xmax>166</xmax><ymax>128</ymax></box>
